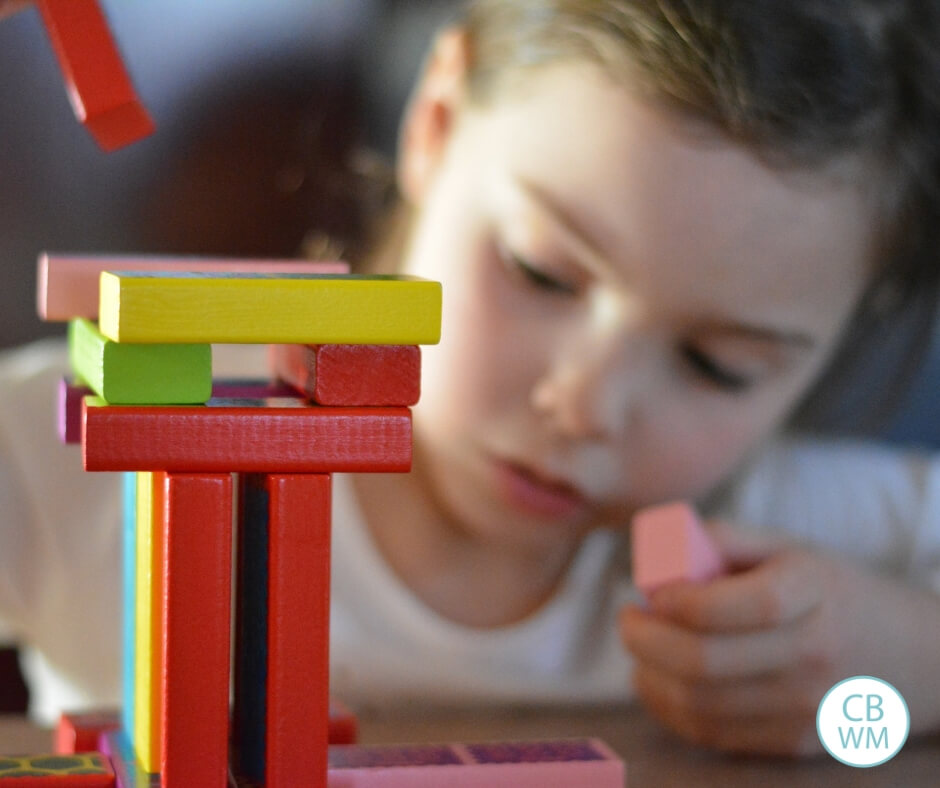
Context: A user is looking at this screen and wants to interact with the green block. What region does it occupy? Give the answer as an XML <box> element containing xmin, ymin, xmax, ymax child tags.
<box><xmin>68</xmin><ymin>318</ymin><xmax>212</xmax><ymax>404</ymax></box>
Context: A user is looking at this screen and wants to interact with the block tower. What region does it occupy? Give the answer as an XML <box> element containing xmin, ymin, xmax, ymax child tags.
<box><xmin>16</xmin><ymin>254</ymin><xmax>625</xmax><ymax>788</ymax></box>
<box><xmin>36</xmin><ymin>254</ymin><xmax>439</xmax><ymax>788</ymax></box>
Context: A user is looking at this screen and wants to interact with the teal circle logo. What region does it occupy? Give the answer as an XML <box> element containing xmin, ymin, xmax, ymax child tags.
<box><xmin>817</xmin><ymin>676</ymin><xmax>909</xmax><ymax>767</ymax></box>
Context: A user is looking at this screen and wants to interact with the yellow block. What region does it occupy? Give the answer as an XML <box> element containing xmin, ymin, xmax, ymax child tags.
<box><xmin>134</xmin><ymin>471</ymin><xmax>162</xmax><ymax>772</ymax></box>
<box><xmin>99</xmin><ymin>272</ymin><xmax>442</xmax><ymax>344</ymax></box>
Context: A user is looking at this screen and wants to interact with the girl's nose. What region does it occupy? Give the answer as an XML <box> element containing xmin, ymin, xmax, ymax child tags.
<box><xmin>530</xmin><ymin>295</ymin><xmax>647</xmax><ymax>441</ymax></box>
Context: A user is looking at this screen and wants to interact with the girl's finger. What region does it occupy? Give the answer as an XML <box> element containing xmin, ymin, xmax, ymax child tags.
<box><xmin>620</xmin><ymin>604</ymin><xmax>807</xmax><ymax>680</ymax></box>
<box><xmin>648</xmin><ymin>548</ymin><xmax>822</xmax><ymax>632</ymax></box>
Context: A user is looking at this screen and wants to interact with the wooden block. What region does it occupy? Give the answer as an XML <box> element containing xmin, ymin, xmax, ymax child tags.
<box><xmin>269</xmin><ymin>345</ymin><xmax>421</xmax><ymax>406</ymax></box>
<box><xmin>97</xmin><ymin>730</ymin><xmax>158</xmax><ymax>788</ymax></box>
<box><xmin>120</xmin><ymin>473</ymin><xmax>136</xmax><ymax>742</ymax></box>
<box><xmin>54</xmin><ymin>710</ymin><xmax>120</xmax><ymax>755</ymax></box>
<box><xmin>57</xmin><ymin>378</ymin><xmax>91</xmax><ymax>445</ymax></box>
<box><xmin>38</xmin><ymin>255</ymin><xmax>348</xmax><ymax>322</ymax></box>
<box><xmin>68</xmin><ymin>319</ymin><xmax>211</xmax><ymax>405</ymax></box>
<box><xmin>0</xmin><ymin>752</ymin><xmax>115</xmax><ymax>786</ymax></box>
<box><xmin>160</xmin><ymin>473</ymin><xmax>232</xmax><ymax>788</ymax></box>
<box><xmin>328</xmin><ymin>700</ymin><xmax>358</xmax><ymax>746</ymax></box>
<box><xmin>631</xmin><ymin>501</ymin><xmax>725</xmax><ymax>597</ymax></box>
<box><xmin>36</xmin><ymin>0</ymin><xmax>154</xmax><ymax>151</ymax></box>
<box><xmin>325</xmin><ymin>739</ymin><xmax>625</xmax><ymax>787</ymax></box>
<box><xmin>82</xmin><ymin>398</ymin><xmax>412</xmax><ymax>473</ymax></box>
<box><xmin>98</xmin><ymin>272</ymin><xmax>442</xmax><ymax>345</ymax></box>
<box><xmin>133</xmin><ymin>473</ymin><xmax>162</xmax><ymax>773</ymax></box>
<box><xmin>233</xmin><ymin>475</ymin><xmax>331</xmax><ymax>788</ymax></box>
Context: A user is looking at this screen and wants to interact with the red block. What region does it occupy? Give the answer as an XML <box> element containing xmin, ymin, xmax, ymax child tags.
<box><xmin>328</xmin><ymin>699</ymin><xmax>359</xmax><ymax>745</ymax></box>
<box><xmin>82</xmin><ymin>398</ymin><xmax>412</xmax><ymax>473</ymax></box>
<box><xmin>269</xmin><ymin>345</ymin><xmax>421</xmax><ymax>406</ymax></box>
<box><xmin>160</xmin><ymin>473</ymin><xmax>232</xmax><ymax>788</ymax></box>
<box><xmin>267</xmin><ymin>474</ymin><xmax>332</xmax><ymax>788</ymax></box>
<box><xmin>37</xmin><ymin>0</ymin><xmax>154</xmax><ymax>151</ymax></box>
<box><xmin>54</xmin><ymin>710</ymin><xmax>120</xmax><ymax>754</ymax></box>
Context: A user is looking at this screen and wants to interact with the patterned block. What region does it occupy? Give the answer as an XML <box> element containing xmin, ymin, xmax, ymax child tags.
<box><xmin>0</xmin><ymin>752</ymin><xmax>115</xmax><ymax>785</ymax></box>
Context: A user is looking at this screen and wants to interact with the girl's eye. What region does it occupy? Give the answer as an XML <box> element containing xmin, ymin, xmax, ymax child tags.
<box><xmin>499</xmin><ymin>245</ymin><xmax>579</xmax><ymax>296</ymax></box>
<box><xmin>680</xmin><ymin>343</ymin><xmax>755</xmax><ymax>393</ymax></box>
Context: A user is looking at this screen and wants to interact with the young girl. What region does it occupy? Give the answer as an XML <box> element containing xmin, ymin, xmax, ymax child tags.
<box><xmin>1</xmin><ymin>0</ymin><xmax>939</xmax><ymax>760</ymax></box>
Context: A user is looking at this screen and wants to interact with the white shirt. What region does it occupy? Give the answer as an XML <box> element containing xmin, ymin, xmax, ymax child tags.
<box><xmin>0</xmin><ymin>338</ymin><xmax>938</xmax><ymax>724</ymax></box>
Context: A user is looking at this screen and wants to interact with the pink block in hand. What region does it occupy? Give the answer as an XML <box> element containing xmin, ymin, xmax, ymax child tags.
<box><xmin>37</xmin><ymin>254</ymin><xmax>349</xmax><ymax>321</ymax></box>
<box><xmin>631</xmin><ymin>501</ymin><xmax>725</xmax><ymax>596</ymax></box>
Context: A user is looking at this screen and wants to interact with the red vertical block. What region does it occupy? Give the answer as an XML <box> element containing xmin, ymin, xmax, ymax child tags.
<box><xmin>160</xmin><ymin>473</ymin><xmax>232</xmax><ymax>788</ymax></box>
<box><xmin>266</xmin><ymin>474</ymin><xmax>332</xmax><ymax>788</ymax></box>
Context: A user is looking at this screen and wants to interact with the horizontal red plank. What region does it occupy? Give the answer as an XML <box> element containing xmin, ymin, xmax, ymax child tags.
<box><xmin>82</xmin><ymin>398</ymin><xmax>412</xmax><ymax>472</ymax></box>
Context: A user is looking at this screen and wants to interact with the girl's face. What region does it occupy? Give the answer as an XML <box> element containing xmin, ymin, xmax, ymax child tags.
<box><xmin>396</xmin><ymin>53</ymin><xmax>873</xmax><ymax>554</ymax></box>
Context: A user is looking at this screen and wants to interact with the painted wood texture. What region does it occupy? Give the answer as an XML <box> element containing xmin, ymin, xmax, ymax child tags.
<box><xmin>82</xmin><ymin>398</ymin><xmax>412</xmax><ymax>473</ymax></box>
<box><xmin>36</xmin><ymin>0</ymin><xmax>154</xmax><ymax>151</ymax></box>
<box><xmin>159</xmin><ymin>473</ymin><xmax>232</xmax><ymax>788</ymax></box>
<box><xmin>269</xmin><ymin>344</ymin><xmax>421</xmax><ymax>406</ymax></box>
<box><xmin>233</xmin><ymin>474</ymin><xmax>332</xmax><ymax>788</ymax></box>
<box><xmin>133</xmin><ymin>472</ymin><xmax>161</xmax><ymax>773</ymax></box>
<box><xmin>68</xmin><ymin>319</ymin><xmax>211</xmax><ymax>405</ymax></box>
<box><xmin>97</xmin><ymin>272</ymin><xmax>442</xmax><ymax>345</ymax></box>
<box><xmin>38</xmin><ymin>255</ymin><xmax>348</xmax><ymax>321</ymax></box>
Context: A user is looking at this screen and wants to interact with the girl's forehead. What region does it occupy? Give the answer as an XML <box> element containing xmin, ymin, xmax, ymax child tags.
<box><xmin>460</xmin><ymin>64</ymin><xmax>873</xmax><ymax>326</ymax></box>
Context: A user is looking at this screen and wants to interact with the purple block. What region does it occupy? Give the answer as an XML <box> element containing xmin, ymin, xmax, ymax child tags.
<box><xmin>98</xmin><ymin>729</ymin><xmax>160</xmax><ymax>788</ymax></box>
<box><xmin>58</xmin><ymin>377</ymin><xmax>92</xmax><ymax>444</ymax></box>
<box><xmin>211</xmin><ymin>378</ymin><xmax>299</xmax><ymax>400</ymax></box>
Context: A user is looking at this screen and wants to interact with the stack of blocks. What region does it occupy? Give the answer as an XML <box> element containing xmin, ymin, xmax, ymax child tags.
<box><xmin>8</xmin><ymin>254</ymin><xmax>626</xmax><ymax>788</ymax></box>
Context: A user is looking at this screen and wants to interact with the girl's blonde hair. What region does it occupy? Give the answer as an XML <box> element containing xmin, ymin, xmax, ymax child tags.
<box><xmin>450</xmin><ymin>0</ymin><xmax>940</xmax><ymax>434</ymax></box>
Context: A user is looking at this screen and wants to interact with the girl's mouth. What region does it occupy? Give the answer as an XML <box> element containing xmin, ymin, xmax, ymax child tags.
<box><xmin>492</xmin><ymin>458</ymin><xmax>588</xmax><ymax>520</ymax></box>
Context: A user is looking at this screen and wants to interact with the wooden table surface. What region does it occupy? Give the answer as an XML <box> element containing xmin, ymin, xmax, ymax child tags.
<box><xmin>2</xmin><ymin>703</ymin><xmax>938</xmax><ymax>786</ymax></box>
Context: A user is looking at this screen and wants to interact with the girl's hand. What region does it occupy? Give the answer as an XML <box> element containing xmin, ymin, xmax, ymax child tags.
<box><xmin>620</xmin><ymin>523</ymin><xmax>940</xmax><ymax>757</ymax></box>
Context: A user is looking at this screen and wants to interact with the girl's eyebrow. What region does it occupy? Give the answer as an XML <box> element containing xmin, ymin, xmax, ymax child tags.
<box><xmin>707</xmin><ymin>321</ymin><xmax>817</xmax><ymax>350</ymax></box>
<box><xmin>513</xmin><ymin>175</ymin><xmax>612</xmax><ymax>273</ymax></box>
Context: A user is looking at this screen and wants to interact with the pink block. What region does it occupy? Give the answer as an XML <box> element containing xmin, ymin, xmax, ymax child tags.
<box><xmin>58</xmin><ymin>376</ymin><xmax>92</xmax><ymax>444</ymax></box>
<box><xmin>631</xmin><ymin>501</ymin><xmax>725</xmax><ymax>596</ymax></box>
<box><xmin>326</xmin><ymin>739</ymin><xmax>625</xmax><ymax>788</ymax></box>
<box><xmin>37</xmin><ymin>254</ymin><xmax>350</xmax><ymax>321</ymax></box>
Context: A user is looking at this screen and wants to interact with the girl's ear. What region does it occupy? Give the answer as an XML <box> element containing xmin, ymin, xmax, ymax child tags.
<box><xmin>397</xmin><ymin>28</ymin><xmax>470</xmax><ymax>203</ymax></box>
